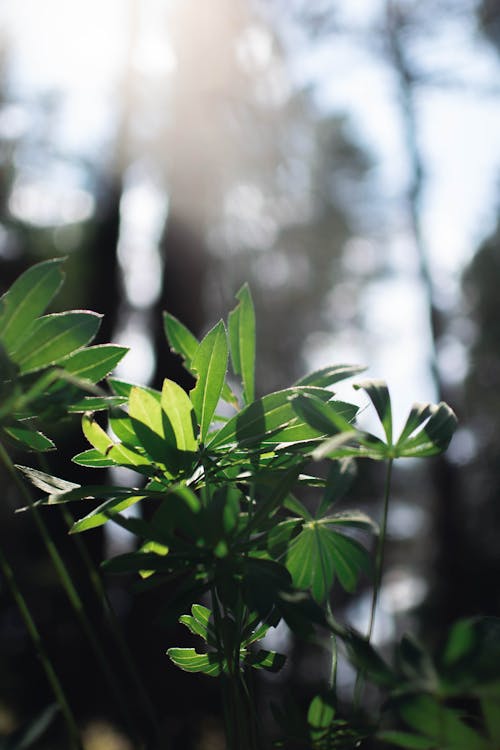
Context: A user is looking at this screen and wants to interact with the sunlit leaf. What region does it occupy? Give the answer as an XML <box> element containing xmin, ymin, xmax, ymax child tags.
<box><xmin>208</xmin><ymin>386</ymin><xmax>337</xmax><ymax>450</ymax></box>
<box><xmin>295</xmin><ymin>364</ymin><xmax>366</xmax><ymax>388</ymax></box>
<box><xmin>228</xmin><ymin>283</ymin><xmax>255</xmax><ymax>405</ymax></box>
<box><xmin>245</xmin><ymin>649</ymin><xmax>286</xmax><ymax>672</ymax></box>
<box><xmin>72</xmin><ymin>448</ymin><xmax>117</xmax><ymax>467</ymax></box>
<box><xmin>11</xmin><ymin>312</ymin><xmax>102</xmax><ymax>374</ymax></box>
<box><xmin>129</xmin><ymin>386</ymin><xmax>175</xmax><ymax>463</ymax></box>
<box><xmin>60</xmin><ymin>344</ymin><xmax>128</xmax><ymax>383</ymax></box>
<box><xmin>161</xmin><ymin>378</ymin><xmax>197</xmax><ymax>452</ymax></box>
<box><xmin>67</xmin><ymin>395</ymin><xmax>126</xmax><ymax>412</ymax></box>
<box><xmin>0</xmin><ymin>258</ymin><xmax>64</xmax><ymax>352</ymax></box>
<box><xmin>71</xmin><ymin>495</ymin><xmax>146</xmax><ymax>533</ymax></box>
<box><xmin>167</xmin><ymin>648</ymin><xmax>222</xmax><ymax>677</ymax></box>
<box><xmin>190</xmin><ymin>321</ymin><xmax>228</xmax><ymax>441</ymax></box>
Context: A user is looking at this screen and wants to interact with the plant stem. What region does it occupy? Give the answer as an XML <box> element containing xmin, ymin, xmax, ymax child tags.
<box><xmin>326</xmin><ymin>601</ymin><xmax>338</xmax><ymax>692</ymax></box>
<box><xmin>0</xmin><ymin>441</ymin><xmax>138</xmax><ymax>741</ymax></box>
<box><xmin>367</xmin><ymin>458</ymin><xmax>394</xmax><ymax>642</ymax></box>
<box><xmin>0</xmin><ymin>544</ymin><xmax>82</xmax><ymax>750</ymax></box>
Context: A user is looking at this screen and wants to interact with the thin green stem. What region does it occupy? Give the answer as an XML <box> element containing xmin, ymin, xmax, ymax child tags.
<box><xmin>0</xmin><ymin>442</ymin><xmax>138</xmax><ymax>741</ymax></box>
<box><xmin>0</xmin><ymin>545</ymin><xmax>82</xmax><ymax>750</ymax></box>
<box><xmin>326</xmin><ymin>601</ymin><xmax>338</xmax><ymax>693</ymax></box>
<box><xmin>367</xmin><ymin>458</ymin><xmax>394</xmax><ymax>642</ymax></box>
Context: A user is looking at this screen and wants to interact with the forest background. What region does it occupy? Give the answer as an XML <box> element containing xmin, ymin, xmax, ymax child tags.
<box><xmin>1</xmin><ymin>1</ymin><xmax>500</xmax><ymax>748</ymax></box>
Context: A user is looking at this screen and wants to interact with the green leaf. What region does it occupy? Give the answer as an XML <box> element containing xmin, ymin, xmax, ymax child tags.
<box><xmin>67</xmin><ymin>395</ymin><xmax>127</xmax><ymax>412</ymax></box>
<box><xmin>3</xmin><ymin>425</ymin><xmax>55</xmax><ymax>452</ymax></box>
<box><xmin>11</xmin><ymin>312</ymin><xmax>102</xmax><ymax>374</ymax></box>
<box><xmin>0</xmin><ymin>258</ymin><xmax>65</xmax><ymax>352</ymax></box>
<box><xmin>81</xmin><ymin>413</ymin><xmax>151</xmax><ymax>468</ymax></box>
<box><xmin>245</xmin><ymin>649</ymin><xmax>286</xmax><ymax>672</ymax></box>
<box><xmin>167</xmin><ymin>648</ymin><xmax>222</xmax><ymax>677</ymax></box>
<box><xmin>129</xmin><ymin>386</ymin><xmax>174</xmax><ymax>463</ymax></box>
<box><xmin>163</xmin><ymin>312</ymin><xmax>199</xmax><ymax>371</ymax></box>
<box><xmin>72</xmin><ymin>448</ymin><xmax>117</xmax><ymax>467</ymax></box>
<box><xmin>190</xmin><ymin>321</ymin><xmax>228</xmax><ymax>441</ymax></box>
<box><xmin>354</xmin><ymin>379</ymin><xmax>393</xmax><ymax>445</ymax></box>
<box><xmin>161</xmin><ymin>378</ymin><xmax>197</xmax><ymax>452</ymax></box>
<box><xmin>228</xmin><ymin>283</ymin><xmax>256</xmax><ymax>404</ymax></box>
<box><xmin>207</xmin><ymin>386</ymin><xmax>336</xmax><ymax>450</ymax></box>
<box><xmin>60</xmin><ymin>344</ymin><xmax>128</xmax><ymax>383</ymax></box>
<box><xmin>291</xmin><ymin>393</ymin><xmax>357</xmax><ymax>438</ymax></box>
<box><xmin>286</xmin><ymin>522</ymin><xmax>371</xmax><ymax>601</ymax></box>
<box><xmin>295</xmin><ymin>364</ymin><xmax>366</xmax><ymax>388</ymax></box>
<box><xmin>178</xmin><ymin>604</ymin><xmax>213</xmax><ymax>643</ymax></box>
<box><xmin>395</xmin><ymin>402</ymin><xmax>458</xmax><ymax>458</ymax></box>
<box><xmin>71</xmin><ymin>494</ymin><xmax>146</xmax><ymax>533</ymax></box>
<box><xmin>307</xmin><ymin>694</ymin><xmax>335</xmax><ymax>731</ymax></box>
<box><xmin>164</xmin><ymin>313</ymin><xmax>237</xmax><ymax>407</ymax></box>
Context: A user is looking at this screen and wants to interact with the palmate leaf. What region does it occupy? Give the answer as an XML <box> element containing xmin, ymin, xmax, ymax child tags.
<box><xmin>395</xmin><ymin>401</ymin><xmax>457</xmax><ymax>457</ymax></box>
<box><xmin>228</xmin><ymin>283</ymin><xmax>255</xmax><ymax>405</ymax></box>
<box><xmin>285</xmin><ymin>521</ymin><xmax>371</xmax><ymax>601</ymax></box>
<box><xmin>244</xmin><ymin>649</ymin><xmax>286</xmax><ymax>672</ymax></box>
<box><xmin>10</xmin><ymin>312</ymin><xmax>102</xmax><ymax>374</ymax></box>
<box><xmin>190</xmin><ymin>321</ymin><xmax>228</xmax><ymax>442</ymax></box>
<box><xmin>0</xmin><ymin>258</ymin><xmax>65</xmax><ymax>352</ymax></box>
<box><xmin>354</xmin><ymin>379</ymin><xmax>393</xmax><ymax>444</ymax></box>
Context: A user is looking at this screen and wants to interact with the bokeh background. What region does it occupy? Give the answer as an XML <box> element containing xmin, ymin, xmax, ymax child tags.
<box><xmin>1</xmin><ymin>0</ymin><xmax>500</xmax><ymax>747</ymax></box>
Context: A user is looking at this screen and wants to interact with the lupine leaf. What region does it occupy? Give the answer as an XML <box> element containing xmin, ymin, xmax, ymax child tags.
<box><xmin>295</xmin><ymin>364</ymin><xmax>365</xmax><ymax>388</ymax></box>
<box><xmin>190</xmin><ymin>321</ymin><xmax>228</xmax><ymax>441</ymax></box>
<box><xmin>72</xmin><ymin>448</ymin><xmax>117</xmax><ymax>467</ymax></box>
<box><xmin>354</xmin><ymin>379</ymin><xmax>393</xmax><ymax>445</ymax></box>
<box><xmin>129</xmin><ymin>386</ymin><xmax>174</xmax><ymax>463</ymax></box>
<box><xmin>395</xmin><ymin>402</ymin><xmax>457</xmax><ymax>457</ymax></box>
<box><xmin>161</xmin><ymin>378</ymin><xmax>197</xmax><ymax>452</ymax></box>
<box><xmin>167</xmin><ymin>648</ymin><xmax>222</xmax><ymax>677</ymax></box>
<box><xmin>207</xmin><ymin>386</ymin><xmax>337</xmax><ymax>450</ymax></box>
<box><xmin>163</xmin><ymin>312</ymin><xmax>198</xmax><ymax>370</ymax></box>
<box><xmin>245</xmin><ymin>649</ymin><xmax>286</xmax><ymax>672</ymax></box>
<box><xmin>67</xmin><ymin>396</ymin><xmax>126</xmax><ymax>412</ymax></box>
<box><xmin>60</xmin><ymin>344</ymin><xmax>128</xmax><ymax>383</ymax></box>
<box><xmin>286</xmin><ymin>522</ymin><xmax>371</xmax><ymax>601</ymax></box>
<box><xmin>71</xmin><ymin>495</ymin><xmax>146</xmax><ymax>533</ymax></box>
<box><xmin>3</xmin><ymin>425</ymin><xmax>55</xmax><ymax>452</ymax></box>
<box><xmin>0</xmin><ymin>258</ymin><xmax>64</xmax><ymax>352</ymax></box>
<box><xmin>11</xmin><ymin>312</ymin><xmax>102</xmax><ymax>374</ymax></box>
<box><xmin>228</xmin><ymin>283</ymin><xmax>256</xmax><ymax>405</ymax></box>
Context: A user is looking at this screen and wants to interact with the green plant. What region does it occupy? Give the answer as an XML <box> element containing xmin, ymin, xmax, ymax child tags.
<box><xmin>3</xmin><ymin>259</ymin><xmax>499</xmax><ymax>749</ymax></box>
